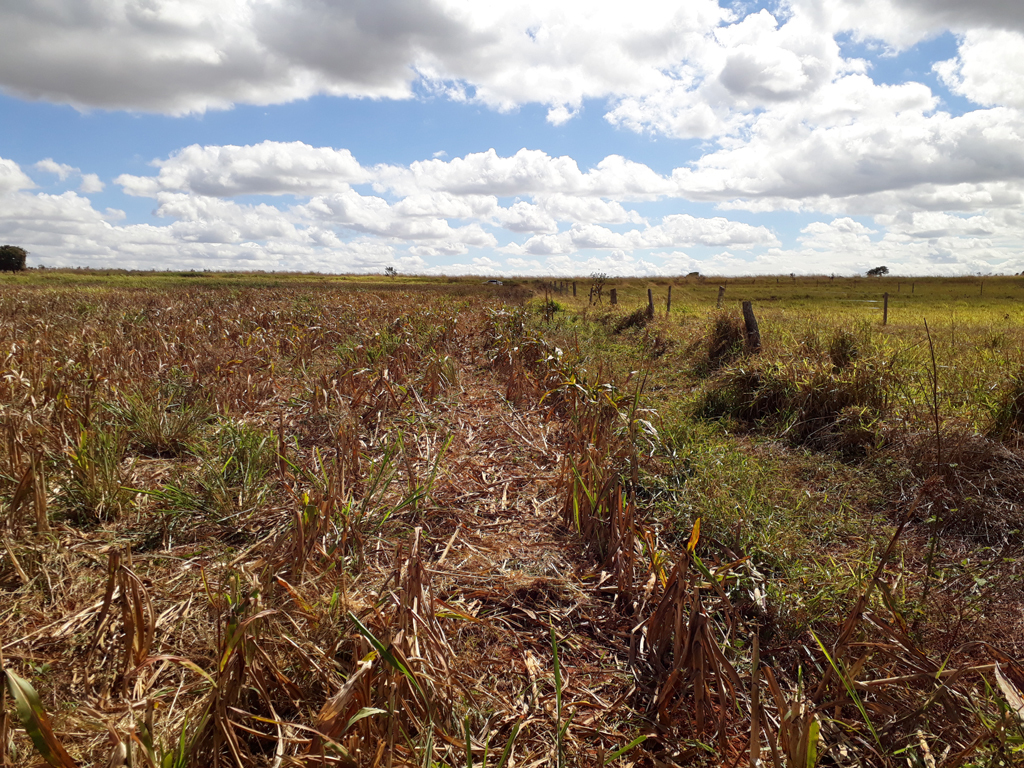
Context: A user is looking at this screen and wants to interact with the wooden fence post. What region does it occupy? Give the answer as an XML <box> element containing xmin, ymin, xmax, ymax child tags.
<box><xmin>716</xmin><ymin>285</ymin><xmax>725</xmax><ymax>308</ymax></box>
<box><xmin>647</xmin><ymin>288</ymin><xmax>655</xmax><ymax>320</ymax></box>
<box><xmin>883</xmin><ymin>292</ymin><xmax>888</xmax><ymax>325</ymax></box>
<box><xmin>610</xmin><ymin>288</ymin><xmax>617</xmax><ymax>305</ymax></box>
<box><xmin>666</xmin><ymin>285</ymin><xmax>671</xmax><ymax>315</ymax></box>
<box><xmin>572</xmin><ymin>282</ymin><xmax>576</xmax><ymax>297</ymax></box>
<box><xmin>742</xmin><ymin>301</ymin><xmax>761</xmax><ymax>352</ymax></box>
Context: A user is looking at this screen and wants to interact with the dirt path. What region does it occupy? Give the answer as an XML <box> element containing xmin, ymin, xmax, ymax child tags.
<box><xmin>379</xmin><ymin>357</ymin><xmax>651</xmax><ymax>764</ymax></box>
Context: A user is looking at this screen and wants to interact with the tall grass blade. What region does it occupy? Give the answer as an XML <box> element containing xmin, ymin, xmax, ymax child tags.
<box><xmin>348</xmin><ymin>611</ymin><xmax>429</xmax><ymax>707</ymax></box>
<box><xmin>4</xmin><ymin>669</ymin><xmax>79</xmax><ymax>768</ymax></box>
<box><xmin>601</xmin><ymin>735</ymin><xmax>648</xmax><ymax>764</ymax></box>
<box><xmin>811</xmin><ymin>631</ymin><xmax>881</xmax><ymax>749</ymax></box>
<box><xmin>494</xmin><ymin>721</ymin><xmax>521</xmax><ymax>768</ymax></box>
<box><xmin>805</xmin><ymin>719</ymin><xmax>820</xmax><ymax>768</ymax></box>
<box><xmin>551</xmin><ymin>625</ymin><xmax>564</xmax><ymax>768</ymax></box>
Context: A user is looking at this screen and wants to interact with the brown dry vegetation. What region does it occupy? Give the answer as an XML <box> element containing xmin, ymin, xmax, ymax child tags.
<box><xmin>2</xmin><ymin>274</ymin><xmax>1024</xmax><ymax>768</ymax></box>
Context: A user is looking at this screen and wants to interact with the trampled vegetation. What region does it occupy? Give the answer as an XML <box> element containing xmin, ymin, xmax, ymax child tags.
<box><xmin>2</xmin><ymin>270</ymin><xmax>1024</xmax><ymax>767</ymax></box>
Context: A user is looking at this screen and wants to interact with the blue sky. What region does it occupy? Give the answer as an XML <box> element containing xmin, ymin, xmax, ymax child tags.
<box><xmin>2</xmin><ymin>0</ymin><xmax>1024</xmax><ymax>276</ymax></box>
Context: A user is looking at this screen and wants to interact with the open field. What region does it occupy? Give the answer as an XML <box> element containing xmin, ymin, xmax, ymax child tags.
<box><xmin>2</xmin><ymin>271</ymin><xmax>1024</xmax><ymax>767</ymax></box>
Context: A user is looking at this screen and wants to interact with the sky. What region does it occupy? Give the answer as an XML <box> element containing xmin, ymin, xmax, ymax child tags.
<box><xmin>2</xmin><ymin>1</ymin><xmax>1024</xmax><ymax>276</ymax></box>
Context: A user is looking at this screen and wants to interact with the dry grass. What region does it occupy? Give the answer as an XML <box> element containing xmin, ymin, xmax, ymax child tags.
<box><xmin>0</xmin><ymin>282</ymin><xmax>659</xmax><ymax>767</ymax></box>
<box><xmin>3</xmin><ymin>276</ymin><xmax>1024</xmax><ymax>768</ymax></box>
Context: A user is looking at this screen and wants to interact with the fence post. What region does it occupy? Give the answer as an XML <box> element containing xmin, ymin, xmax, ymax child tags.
<box><xmin>610</xmin><ymin>288</ymin><xmax>617</xmax><ymax>305</ymax></box>
<box><xmin>647</xmin><ymin>288</ymin><xmax>655</xmax><ymax>320</ymax></box>
<box><xmin>572</xmin><ymin>281</ymin><xmax>576</xmax><ymax>297</ymax></box>
<box><xmin>666</xmin><ymin>285</ymin><xmax>671</xmax><ymax>315</ymax></box>
<box><xmin>883</xmin><ymin>292</ymin><xmax>888</xmax><ymax>325</ymax></box>
<box><xmin>742</xmin><ymin>301</ymin><xmax>761</xmax><ymax>352</ymax></box>
<box><xmin>716</xmin><ymin>285</ymin><xmax>725</xmax><ymax>308</ymax></box>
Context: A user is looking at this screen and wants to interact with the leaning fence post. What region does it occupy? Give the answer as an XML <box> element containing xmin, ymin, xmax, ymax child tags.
<box><xmin>742</xmin><ymin>301</ymin><xmax>761</xmax><ymax>352</ymax></box>
<box><xmin>666</xmin><ymin>285</ymin><xmax>672</xmax><ymax>315</ymax></box>
<box><xmin>716</xmin><ymin>285</ymin><xmax>725</xmax><ymax>308</ymax></box>
<box><xmin>610</xmin><ymin>288</ymin><xmax>617</xmax><ymax>305</ymax></box>
<box><xmin>883</xmin><ymin>292</ymin><xmax>888</xmax><ymax>325</ymax></box>
<box><xmin>646</xmin><ymin>288</ymin><xmax>655</xmax><ymax>320</ymax></box>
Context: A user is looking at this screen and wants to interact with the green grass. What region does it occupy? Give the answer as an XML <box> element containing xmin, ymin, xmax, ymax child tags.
<box><xmin>525</xmin><ymin>273</ymin><xmax>1024</xmax><ymax>655</ymax></box>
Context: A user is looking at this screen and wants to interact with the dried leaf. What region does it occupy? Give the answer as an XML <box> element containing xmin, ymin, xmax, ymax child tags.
<box><xmin>686</xmin><ymin>517</ymin><xmax>701</xmax><ymax>553</ymax></box>
<box><xmin>995</xmin><ymin>663</ymin><xmax>1024</xmax><ymax>725</ymax></box>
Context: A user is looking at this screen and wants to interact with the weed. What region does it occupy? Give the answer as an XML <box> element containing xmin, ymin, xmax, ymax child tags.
<box><xmin>989</xmin><ymin>365</ymin><xmax>1024</xmax><ymax>438</ymax></box>
<box><xmin>107</xmin><ymin>385</ymin><xmax>210</xmax><ymax>457</ymax></box>
<box><xmin>828</xmin><ymin>327</ymin><xmax>859</xmax><ymax>369</ymax></box>
<box><xmin>690</xmin><ymin>310</ymin><xmax>746</xmax><ymax>373</ymax></box>
<box><xmin>60</xmin><ymin>427</ymin><xmax>131</xmax><ymax>523</ymax></box>
<box><xmin>199</xmin><ymin>420</ymin><xmax>277</xmax><ymax>517</ymax></box>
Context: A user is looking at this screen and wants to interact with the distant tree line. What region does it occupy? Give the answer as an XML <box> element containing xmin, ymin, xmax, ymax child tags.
<box><xmin>0</xmin><ymin>245</ymin><xmax>27</xmax><ymax>272</ymax></box>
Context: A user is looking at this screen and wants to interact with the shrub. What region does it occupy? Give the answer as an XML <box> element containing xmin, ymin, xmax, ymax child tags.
<box><xmin>828</xmin><ymin>328</ymin><xmax>859</xmax><ymax>370</ymax></box>
<box><xmin>698</xmin><ymin>361</ymin><xmax>795</xmax><ymax>425</ymax></box>
<box><xmin>707</xmin><ymin>312</ymin><xmax>745</xmax><ymax>362</ymax></box>
<box><xmin>688</xmin><ymin>311</ymin><xmax>746</xmax><ymax>374</ymax></box>
<box><xmin>537</xmin><ymin>298</ymin><xmax>564</xmax><ymax>318</ymax></box>
<box><xmin>988</xmin><ymin>367</ymin><xmax>1024</xmax><ymax>438</ymax></box>
<box><xmin>614</xmin><ymin>306</ymin><xmax>650</xmax><ymax>334</ymax></box>
<box><xmin>698</xmin><ymin>357</ymin><xmax>887</xmax><ymax>454</ymax></box>
<box><xmin>895</xmin><ymin>424</ymin><xmax>1024</xmax><ymax>540</ymax></box>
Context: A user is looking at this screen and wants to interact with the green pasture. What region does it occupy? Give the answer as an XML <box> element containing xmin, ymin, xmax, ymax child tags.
<box><xmin>519</xmin><ymin>273</ymin><xmax>1024</xmax><ymax>663</ymax></box>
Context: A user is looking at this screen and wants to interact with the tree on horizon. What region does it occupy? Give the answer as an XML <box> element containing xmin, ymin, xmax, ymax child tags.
<box><xmin>0</xmin><ymin>245</ymin><xmax>27</xmax><ymax>272</ymax></box>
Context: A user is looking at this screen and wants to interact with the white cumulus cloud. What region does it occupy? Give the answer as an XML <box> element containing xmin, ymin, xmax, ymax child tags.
<box><xmin>117</xmin><ymin>141</ymin><xmax>372</xmax><ymax>197</ymax></box>
<box><xmin>35</xmin><ymin>158</ymin><xmax>77</xmax><ymax>180</ymax></box>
